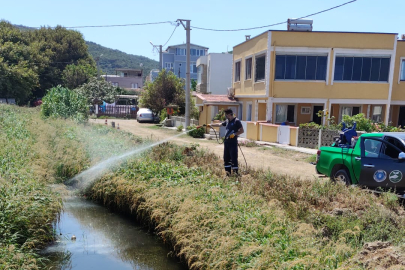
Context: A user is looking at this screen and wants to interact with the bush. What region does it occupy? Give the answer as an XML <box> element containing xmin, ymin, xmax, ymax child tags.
<box><xmin>177</xmin><ymin>125</ymin><xmax>184</xmax><ymax>132</ymax></box>
<box><xmin>213</xmin><ymin>109</ymin><xmax>226</xmax><ymax>121</ymax></box>
<box><xmin>41</xmin><ymin>85</ymin><xmax>88</xmax><ymax>122</ymax></box>
<box><xmin>187</xmin><ymin>125</ymin><xmax>205</xmax><ymax>138</ymax></box>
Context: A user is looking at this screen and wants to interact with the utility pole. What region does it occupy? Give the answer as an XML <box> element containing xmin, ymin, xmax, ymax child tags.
<box><xmin>177</xmin><ymin>19</ymin><xmax>191</xmax><ymax>128</ymax></box>
<box><xmin>150</xmin><ymin>42</ymin><xmax>163</xmax><ymax>70</ymax></box>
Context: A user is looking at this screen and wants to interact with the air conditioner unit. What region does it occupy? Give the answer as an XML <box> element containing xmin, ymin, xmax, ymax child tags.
<box><xmin>227</xmin><ymin>87</ymin><xmax>235</xmax><ymax>99</ymax></box>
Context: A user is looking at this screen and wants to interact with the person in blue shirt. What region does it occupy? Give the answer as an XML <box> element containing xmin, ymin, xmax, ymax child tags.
<box><xmin>210</xmin><ymin>109</ymin><xmax>244</xmax><ymax>176</ymax></box>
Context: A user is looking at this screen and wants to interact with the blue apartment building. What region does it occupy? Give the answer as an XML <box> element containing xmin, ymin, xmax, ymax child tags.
<box><xmin>162</xmin><ymin>43</ymin><xmax>209</xmax><ymax>81</ymax></box>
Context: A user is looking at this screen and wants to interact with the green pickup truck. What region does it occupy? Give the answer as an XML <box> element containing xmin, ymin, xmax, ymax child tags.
<box><xmin>316</xmin><ymin>132</ymin><xmax>405</xmax><ymax>192</ymax></box>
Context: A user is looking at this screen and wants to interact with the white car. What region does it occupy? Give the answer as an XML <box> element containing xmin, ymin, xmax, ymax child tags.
<box><xmin>137</xmin><ymin>108</ymin><xmax>155</xmax><ymax>123</ymax></box>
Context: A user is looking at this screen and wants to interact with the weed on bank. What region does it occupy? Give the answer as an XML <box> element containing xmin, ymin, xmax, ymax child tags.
<box><xmin>85</xmin><ymin>142</ymin><xmax>405</xmax><ymax>269</ymax></box>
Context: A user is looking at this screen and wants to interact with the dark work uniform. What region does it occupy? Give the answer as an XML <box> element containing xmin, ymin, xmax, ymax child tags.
<box><xmin>222</xmin><ymin>117</ymin><xmax>242</xmax><ymax>175</ymax></box>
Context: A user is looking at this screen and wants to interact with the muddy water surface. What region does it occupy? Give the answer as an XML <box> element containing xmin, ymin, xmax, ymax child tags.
<box><xmin>42</xmin><ymin>196</ymin><xmax>187</xmax><ymax>270</ymax></box>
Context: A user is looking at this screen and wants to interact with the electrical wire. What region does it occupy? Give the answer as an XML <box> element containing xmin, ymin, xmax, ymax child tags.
<box><xmin>61</xmin><ymin>21</ymin><xmax>175</xmax><ymax>29</ymax></box>
<box><xmin>191</xmin><ymin>0</ymin><xmax>357</xmax><ymax>31</ymax></box>
<box><xmin>162</xmin><ymin>23</ymin><xmax>179</xmax><ymax>48</ymax></box>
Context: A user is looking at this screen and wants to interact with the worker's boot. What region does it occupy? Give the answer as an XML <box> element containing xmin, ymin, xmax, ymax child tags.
<box><xmin>232</xmin><ymin>167</ymin><xmax>239</xmax><ymax>176</ymax></box>
<box><xmin>225</xmin><ymin>165</ymin><xmax>232</xmax><ymax>177</ymax></box>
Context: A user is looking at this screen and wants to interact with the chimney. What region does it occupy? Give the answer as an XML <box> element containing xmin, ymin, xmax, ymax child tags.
<box><xmin>402</xmin><ymin>34</ymin><xmax>405</xmax><ymax>40</ymax></box>
<box><xmin>245</xmin><ymin>35</ymin><xmax>251</xmax><ymax>41</ymax></box>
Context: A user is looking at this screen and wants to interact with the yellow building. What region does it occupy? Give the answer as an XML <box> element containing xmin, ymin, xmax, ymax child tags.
<box><xmin>232</xmin><ymin>29</ymin><xmax>404</xmax><ymax>127</ymax></box>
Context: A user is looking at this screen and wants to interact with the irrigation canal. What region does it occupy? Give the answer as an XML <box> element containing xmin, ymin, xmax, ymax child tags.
<box><xmin>41</xmin><ymin>196</ymin><xmax>187</xmax><ymax>270</ymax></box>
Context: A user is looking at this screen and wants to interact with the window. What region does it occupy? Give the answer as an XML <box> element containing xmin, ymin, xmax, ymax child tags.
<box><xmin>111</xmin><ymin>82</ymin><xmax>119</xmax><ymax>87</ymax></box>
<box><xmin>401</xmin><ymin>60</ymin><xmax>405</xmax><ymax>81</ymax></box>
<box><xmin>190</xmin><ymin>49</ymin><xmax>196</xmax><ymax>56</ymax></box>
<box><xmin>235</xmin><ymin>61</ymin><xmax>241</xmax><ymax>82</ymax></box>
<box><xmin>276</xmin><ymin>105</ymin><xmax>295</xmax><ymax>123</ymax></box>
<box><xmin>131</xmin><ymin>83</ymin><xmax>138</xmax><ymax>89</ymax></box>
<box><xmin>190</xmin><ymin>49</ymin><xmax>205</xmax><ymax>56</ymax></box>
<box><xmin>385</xmin><ymin>137</ymin><xmax>405</xmax><ymax>152</ymax></box>
<box><xmin>176</xmin><ymin>48</ymin><xmax>186</xmax><ymax>55</ymax></box>
<box><xmin>275</xmin><ymin>55</ymin><xmax>327</xmax><ymax>81</ymax></box>
<box><xmin>190</xmin><ymin>64</ymin><xmax>197</xmax><ymax>73</ymax></box>
<box><xmin>334</xmin><ymin>56</ymin><xmax>390</xmax><ymax>82</ymax></box>
<box><xmin>245</xmin><ymin>58</ymin><xmax>252</xmax><ymax>80</ymax></box>
<box><xmin>247</xmin><ymin>103</ymin><xmax>252</xmax><ymax>121</ymax></box>
<box><xmin>197</xmin><ymin>65</ymin><xmax>203</xmax><ymax>84</ymax></box>
<box><xmin>364</xmin><ymin>138</ymin><xmax>382</xmax><ymax>158</ymax></box>
<box><xmin>340</xmin><ymin>106</ymin><xmax>360</xmax><ymax>120</ymax></box>
<box><xmin>372</xmin><ymin>105</ymin><xmax>383</xmax><ymax>123</ymax></box>
<box><xmin>255</xmin><ymin>55</ymin><xmax>266</xmax><ymax>81</ymax></box>
<box><xmin>165</xmin><ymin>62</ymin><xmax>173</xmax><ymax>69</ymax></box>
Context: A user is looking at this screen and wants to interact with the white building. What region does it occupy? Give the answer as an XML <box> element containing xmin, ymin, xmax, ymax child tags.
<box><xmin>196</xmin><ymin>53</ymin><xmax>233</xmax><ymax>95</ymax></box>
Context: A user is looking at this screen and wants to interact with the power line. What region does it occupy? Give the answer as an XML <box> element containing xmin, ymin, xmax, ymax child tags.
<box><xmin>162</xmin><ymin>23</ymin><xmax>179</xmax><ymax>48</ymax></box>
<box><xmin>191</xmin><ymin>0</ymin><xmax>358</xmax><ymax>31</ymax></box>
<box><xmin>62</xmin><ymin>21</ymin><xmax>174</xmax><ymax>29</ymax></box>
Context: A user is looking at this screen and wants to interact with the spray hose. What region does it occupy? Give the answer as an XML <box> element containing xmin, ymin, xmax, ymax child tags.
<box><xmin>200</xmin><ymin>124</ymin><xmax>248</xmax><ymax>173</ymax></box>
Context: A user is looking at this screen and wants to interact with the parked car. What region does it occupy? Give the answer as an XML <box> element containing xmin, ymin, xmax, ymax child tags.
<box><xmin>316</xmin><ymin>131</ymin><xmax>405</xmax><ymax>194</ymax></box>
<box><xmin>137</xmin><ymin>108</ymin><xmax>155</xmax><ymax>123</ymax></box>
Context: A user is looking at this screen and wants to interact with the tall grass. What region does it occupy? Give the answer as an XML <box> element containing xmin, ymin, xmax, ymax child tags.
<box><xmin>85</xmin><ymin>142</ymin><xmax>405</xmax><ymax>269</ymax></box>
<box><xmin>0</xmin><ymin>105</ymin><xmax>144</xmax><ymax>269</ymax></box>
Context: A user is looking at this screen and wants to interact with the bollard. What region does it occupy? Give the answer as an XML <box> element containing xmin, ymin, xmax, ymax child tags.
<box><xmin>105</xmin><ymin>119</ymin><xmax>107</xmax><ymax>125</ymax></box>
<box><xmin>117</xmin><ymin>123</ymin><xmax>120</xmax><ymax>130</ymax></box>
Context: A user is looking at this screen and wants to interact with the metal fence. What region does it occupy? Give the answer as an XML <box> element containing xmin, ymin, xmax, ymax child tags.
<box><xmin>97</xmin><ymin>106</ymin><xmax>137</xmax><ymax>119</ymax></box>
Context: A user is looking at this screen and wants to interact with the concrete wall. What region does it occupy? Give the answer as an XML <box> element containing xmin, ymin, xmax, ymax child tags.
<box><xmin>260</xmin><ymin>124</ymin><xmax>278</xmax><ymax>143</ymax></box>
<box><xmin>105</xmin><ymin>76</ymin><xmax>143</xmax><ymax>89</ymax></box>
<box><xmin>207</xmin><ymin>53</ymin><xmax>233</xmax><ymax>95</ymax></box>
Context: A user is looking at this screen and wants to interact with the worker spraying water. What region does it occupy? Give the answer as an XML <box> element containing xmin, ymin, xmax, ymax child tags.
<box><xmin>209</xmin><ymin>109</ymin><xmax>244</xmax><ymax>176</ymax></box>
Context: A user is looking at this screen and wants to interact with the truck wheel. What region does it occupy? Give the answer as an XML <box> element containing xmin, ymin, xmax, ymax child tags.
<box><xmin>333</xmin><ymin>169</ymin><xmax>352</xmax><ymax>185</ymax></box>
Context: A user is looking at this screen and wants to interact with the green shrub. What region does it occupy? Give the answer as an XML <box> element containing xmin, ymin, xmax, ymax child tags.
<box><xmin>177</xmin><ymin>125</ymin><xmax>184</xmax><ymax>132</ymax></box>
<box><xmin>213</xmin><ymin>109</ymin><xmax>226</xmax><ymax>121</ymax></box>
<box><xmin>41</xmin><ymin>85</ymin><xmax>88</xmax><ymax>122</ymax></box>
<box><xmin>187</xmin><ymin>125</ymin><xmax>205</xmax><ymax>138</ymax></box>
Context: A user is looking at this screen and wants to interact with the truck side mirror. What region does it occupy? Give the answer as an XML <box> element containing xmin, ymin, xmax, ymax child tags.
<box><xmin>399</xmin><ymin>152</ymin><xmax>405</xmax><ymax>160</ymax></box>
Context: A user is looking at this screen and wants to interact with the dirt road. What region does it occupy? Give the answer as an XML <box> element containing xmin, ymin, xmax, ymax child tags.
<box><xmin>91</xmin><ymin>119</ymin><xmax>319</xmax><ymax>180</ymax></box>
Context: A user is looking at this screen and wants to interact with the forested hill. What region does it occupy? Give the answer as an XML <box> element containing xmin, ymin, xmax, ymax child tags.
<box><xmin>14</xmin><ymin>24</ymin><xmax>159</xmax><ymax>78</ymax></box>
<box><xmin>86</xmin><ymin>41</ymin><xmax>159</xmax><ymax>77</ymax></box>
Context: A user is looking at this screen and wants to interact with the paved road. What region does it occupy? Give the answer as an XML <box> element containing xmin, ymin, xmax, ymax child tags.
<box><xmin>91</xmin><ymin>119</ymin><xmax>319</xmax><ymax>180</ymax></box>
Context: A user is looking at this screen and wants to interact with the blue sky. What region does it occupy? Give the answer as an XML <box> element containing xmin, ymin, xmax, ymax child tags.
<box><xmin>1</xmin><ymin>0</ymin><xmax>404</xmax><ymax>62</ymax></box>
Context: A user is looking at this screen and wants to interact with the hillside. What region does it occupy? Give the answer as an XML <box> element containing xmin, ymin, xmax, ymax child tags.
<box><xmin>12</xmin><ymin>24</ymin><xmax>159</xmax><ymax>78</ymax></box>
<box><xmin>86</xmin><ymin>41</ymin><xmax>159</xmax><ymax>78</ymax></box>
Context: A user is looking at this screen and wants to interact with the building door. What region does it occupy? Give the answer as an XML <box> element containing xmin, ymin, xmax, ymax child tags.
<box><xmin>313</xmin><ymin>106</ymin><xmax>323</xmax><ymax>125</ymax></box>
<box><xmin>398</xmin><ymin>106</ymin><xmax>405</xmax><ymax>127</ymax></box>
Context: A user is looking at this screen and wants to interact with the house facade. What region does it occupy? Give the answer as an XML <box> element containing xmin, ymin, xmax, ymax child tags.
<box><xmin>162</xmin><ymin>43</ymin><xmax>209</xmax><ymax>81</ymax></box>
<box><xmin>196</xmin><ymin>53</ymin><xmax>233</xmax><ymax>95</ymax></box>
<box><xmin>232</xmin><ymin>30</ymin><xmax>405</xmax><ymax>127</ymax></box>
<box><xmin>103</xmin><ymin>68</ymin><xmax>143</xmax><ymax>89</ymax></box>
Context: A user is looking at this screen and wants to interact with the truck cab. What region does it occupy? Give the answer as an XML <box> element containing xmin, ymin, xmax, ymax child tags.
<box><xmin>316</xmin><ymin>133</ymin><xmax>405</xmax><ymax>192</ymax></box>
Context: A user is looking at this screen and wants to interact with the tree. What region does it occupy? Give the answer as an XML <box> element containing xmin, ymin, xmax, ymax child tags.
<box><xmin>74</xmin><ymin>77</ymin><xmax>124</xmax><ymax>104</ymax></box>
<box><xmin>28</xmin><ymin>26</ymin><xmax>96</xmax><ymax>97</ymax></box>
<box><xmin>140</xmin><ymin>69</ymin><xmax>185</xmax><ymax>115</ymax></box>
<box><xmin>62</xmin><ymin>60</ymin><xmax>97</xmax><ymax>89</ymax></box>
<box><xmin>0</xmin><ymin>21</ymin><xmax>39</xmax><ymax>104</ymax></box>
<box><xmin>191</xmin><ymin>79</ymin><xmax>197</xmax><ymax>91</ymax></box>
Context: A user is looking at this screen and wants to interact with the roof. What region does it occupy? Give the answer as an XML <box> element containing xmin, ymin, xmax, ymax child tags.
<box><xmin>115</xmin><ymin>68</ymin><xmax>142</xmax><ymax>72</ymax></box>
<box><xmin>195</xmin><ymin>93</ymin><xmax>238</xmax><ymax>105</ymax></box>
<box><xmin>166</xmin><ymin>43</ymin><xmax>209</xmax><ymax>51</ymax></box>
<box><xmin>234</xmin><ymin>29</ymin><xmax>398</xmax><ymax>48</ymax></box>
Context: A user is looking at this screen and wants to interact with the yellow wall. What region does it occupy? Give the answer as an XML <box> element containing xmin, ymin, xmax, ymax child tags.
<box><xmin>261</xmin><ymin>124</ymin><xmax>278</xmax><ymax>142</ymax></box>
<box><xmin>273</xmin><ymin>81</ymin><xmax>389</xmax><ymax>100</ymax></box>
<box><xmin>233</xmin><ymin>32</ymin><xmax>268</xmax><ymax>96</ymax></box>
<box><xmin>258</xmin><ymin>103</ymin><xmax>267</xmax><ymax>121</ymax></box>
<box><xmin>271</xmin><ymin>31</ymin><xmax>395</xmax><ymax>49</ymax></box>
<box><xmin>392</xmin><ymin>41</ymin><xmax>405</xmax><ymax>101</ymax></box>
<box><xmin>297</xmin><ymin>103</ymin><xmax>312</xmax><ymax>124</ymax></box>
<box><xmin>290</xmin><ymin>127</ymin><xmax>298</xmax><ymax>146</ymax></box>
<box><xmin>246</xmin><ymin>122</ymin><xmax>260</xmax><ymax>141</ymax></box>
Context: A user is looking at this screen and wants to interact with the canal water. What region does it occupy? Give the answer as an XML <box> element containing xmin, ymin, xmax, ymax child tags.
<box><xmin>42</xmin><ymin>196</ymin><xmax>187</xmax><ymax>270</ymax></box>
